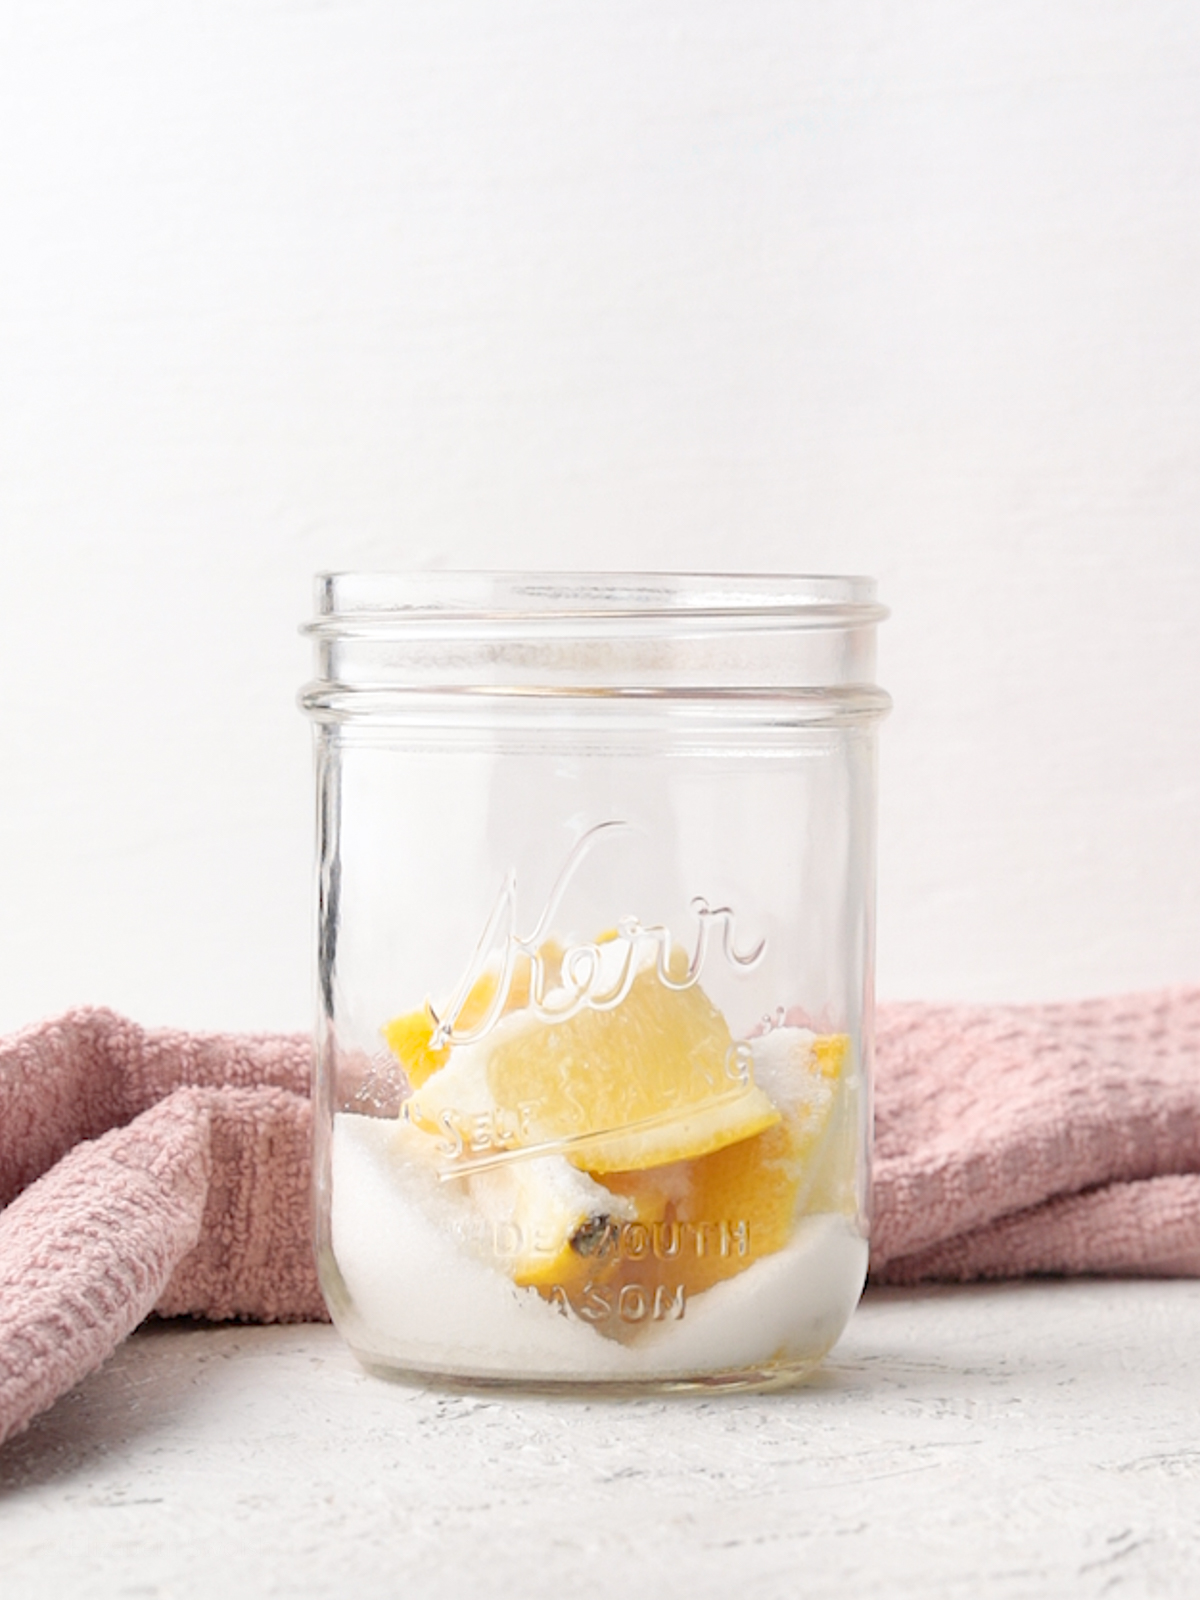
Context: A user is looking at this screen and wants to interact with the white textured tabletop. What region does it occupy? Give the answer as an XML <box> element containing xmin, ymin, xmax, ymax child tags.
<box><xmin>3</xmin><ymin>1280</ymin><xmax>1199</xmax><ymax>1598</ymax></box>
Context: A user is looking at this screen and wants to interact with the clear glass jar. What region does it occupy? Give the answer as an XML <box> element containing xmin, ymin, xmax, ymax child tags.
<box><xmin>300</xmin><ymin>573</ymin><xmax>889</xmax><ymax>1390</ymax></box>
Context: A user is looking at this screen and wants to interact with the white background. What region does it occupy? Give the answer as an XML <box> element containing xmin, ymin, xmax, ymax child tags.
<box><xmin>1</xmin><ymin>1</ymin><xmax>1197</xmax><ymax>1034</ymax></box>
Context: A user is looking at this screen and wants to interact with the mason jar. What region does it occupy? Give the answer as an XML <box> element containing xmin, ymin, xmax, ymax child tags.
<box><xmin>300</xmin><ymin>572</ymin><xmax>889</xmax><ymax>1390</ymax></box>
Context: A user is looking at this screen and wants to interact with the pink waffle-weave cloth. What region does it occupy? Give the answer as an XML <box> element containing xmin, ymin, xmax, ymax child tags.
<box><xmin>2</xmin><ymin>988</ymin><xmax>1199</xmax><ymax>1446</ymax></box>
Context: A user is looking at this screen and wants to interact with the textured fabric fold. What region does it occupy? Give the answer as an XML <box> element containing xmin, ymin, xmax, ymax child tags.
<box><xmin>874</xmin><ymin>1172</ymin><xmax>1200</xmax><ymax>1284</ymax></box>
<box><xmin>0</xmin><ymin>1006</ymin><xmax>310</xmax><ymax>1208</ymax></box>
<box><xmin>869</xmin><ymin>987</ymin><xmax>1200</xmax><ymax>1282</ymax></box>
<box><xmin>0</xmin><ymin>1093</ymin><xmax>212</xmax><ymax>1445</ymax></box>
<box><xmin>154</xmin><ymin>1086</ymin><xmax>325</xmax><ymax>1323</ymax></box>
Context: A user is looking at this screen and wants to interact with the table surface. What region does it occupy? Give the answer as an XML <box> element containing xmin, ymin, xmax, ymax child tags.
<box><xmin>3</xmin><ymin>1280</ymin><xmax>1199</xmax><ymax>1599</ymax></box>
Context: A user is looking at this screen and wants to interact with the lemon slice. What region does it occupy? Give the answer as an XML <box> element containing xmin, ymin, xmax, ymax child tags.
<box><xmin>382</xmin><ymin>1009</ymin><xmax>449</xmax><ymax>1091</ymax></box>
<box><xmin>407</xmin><ymin>962</ymin><xmax>780</xmax><ymax>1174</ymax></box>
<box><xmin>683</xmin><ymin>1027</ymin><xmax>854</xmax><ymax>1243</ymax></box>
<box><xmin>390</xmin><ymin>1112</ymin><xmax>637</xmax><ymax>1293</ymax></box>
<box><xmin>384</xmin><ymin>946</ymin><xmax>560</xmax><ymax>1090</ymax></box>
<box><xmin>467</xmin><ymin>1158</ymin><xmax>636</xmax><ymax>1290</ymax></box>
<box><xmin>489</xmin><ymin>965</ymin><xmax>780</xmax><ymax>1172</ymax></box>
<box><xmin>601</xmin><ymin>1028</ymin><xmax>854</xmax><ymax>1295</ymax></box>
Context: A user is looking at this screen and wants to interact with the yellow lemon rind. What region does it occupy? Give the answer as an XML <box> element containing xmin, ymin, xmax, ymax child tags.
<box><xmin>562</xmin><ymin>1085</ymin><xmax>782</xmax><ymax>1175</ymax></box>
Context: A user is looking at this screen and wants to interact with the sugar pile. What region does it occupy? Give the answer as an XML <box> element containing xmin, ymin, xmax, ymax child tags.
<box><xmin>330</xmin><ymin>1111</ymin><xmax>867</xmax><ymax>1382</ymax></box>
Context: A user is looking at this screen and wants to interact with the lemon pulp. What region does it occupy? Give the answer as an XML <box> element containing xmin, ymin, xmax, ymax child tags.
<box><xmin>484</xmin><ymin>965</ymin><xmax>781</xmax><ymax>1172</ymax></box>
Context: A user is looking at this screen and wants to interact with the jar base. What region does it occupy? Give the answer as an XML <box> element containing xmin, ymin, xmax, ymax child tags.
<box><xmin>351</xmin><ymin>1349</ymin><xmax>833</xmax><ymax>1398</ymax></box>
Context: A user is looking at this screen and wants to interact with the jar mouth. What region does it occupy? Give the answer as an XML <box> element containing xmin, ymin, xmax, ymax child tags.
<box><xmin>301</xmin><ymin>571</ymin><xmax>889</xmax><ymax>725</ymax></box>
<box><xmin>304</xmin><ymin>571</ymin><xmax>887</xmax><ymax>637</ymax></box>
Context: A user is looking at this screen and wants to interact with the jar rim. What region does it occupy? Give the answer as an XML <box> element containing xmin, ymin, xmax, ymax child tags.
<box><xmin>306</xmin><ymin>571</ymin><xmax>886</xmax><ymax>634</ymax></box>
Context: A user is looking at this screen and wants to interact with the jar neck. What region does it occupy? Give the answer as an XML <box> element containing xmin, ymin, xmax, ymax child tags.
<box><xmin>300</xmin><ymin>572</ymin><xmax>891</xmax><ymax>726</ymax></box>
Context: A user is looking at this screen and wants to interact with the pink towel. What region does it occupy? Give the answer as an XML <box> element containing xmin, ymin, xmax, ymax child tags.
<box><xmin>2</xmin><ymin>989</ymin><xmax>1198</xmax><ymax>1445</ymax></box>
<box><xmin>870</xmin><ymin>990</ymin><xmax>1200</xmax><ymax>1283</ymax></box>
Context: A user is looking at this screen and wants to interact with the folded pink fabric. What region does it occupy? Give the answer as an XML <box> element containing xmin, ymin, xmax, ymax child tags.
<box><xmin>870</xmin><ymin>989</ymin><xmax>1200</xmax><ymax>1283</ymax></box>
<box><xmin>2</xmin><ymin>989</ymin><xmax>1198</xmax><ymax>1445</ymax></box>
<box><xmin>0</xmin><ymin>1012</ymin><xmax>323</xmax><ymax>1446</ymax></box>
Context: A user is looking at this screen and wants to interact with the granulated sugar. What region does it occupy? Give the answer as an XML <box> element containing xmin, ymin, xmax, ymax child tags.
<box><xmin>330</xmin><ymin>1112</ymin><xmax>867</xmax><ymax>1382</ymax></box>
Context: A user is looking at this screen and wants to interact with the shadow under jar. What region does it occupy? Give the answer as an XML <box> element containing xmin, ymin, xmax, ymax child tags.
<box><xmin>300</xmin><ymin>572</ymin><xmax>890</xmax><ymax>1391</ymax></box>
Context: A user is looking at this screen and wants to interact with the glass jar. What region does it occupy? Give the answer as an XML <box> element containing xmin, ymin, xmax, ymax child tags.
<box><xmin>300</xmin><ymin>573</ymin><xmax>889</xmax><ymax>1390</ymax></box>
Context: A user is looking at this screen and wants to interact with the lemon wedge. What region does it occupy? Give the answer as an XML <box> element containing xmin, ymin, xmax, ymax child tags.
<box><xmin>383</xmin><ymin>941</ymin><xmax>857</xmax><ymax>1318</ymax></box>
<box><xmin>467</xmin><ymin>1158</ymin><xmax>636</xmax><ymax>1290</ymax></box>
<box><xmin>406</xmin><ymin>961</ymin><xmax>780</xmax><ymax>1174</ymax></box>
<box><xmin>384</xmin><ymin>946</ymin><xmax>560</xmax><ymax>1090</ymax></box>
<box><xmin>601</xmin><ymin>1029</ymin><xmax>854</xmax><ymax>1295</ymax></box>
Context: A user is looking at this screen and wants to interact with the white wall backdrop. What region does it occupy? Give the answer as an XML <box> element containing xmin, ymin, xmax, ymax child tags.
<box><xmin>2</xmin><ymin>1</ymin><xmax>1198</xmax><ymax>1032</ymax></box>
